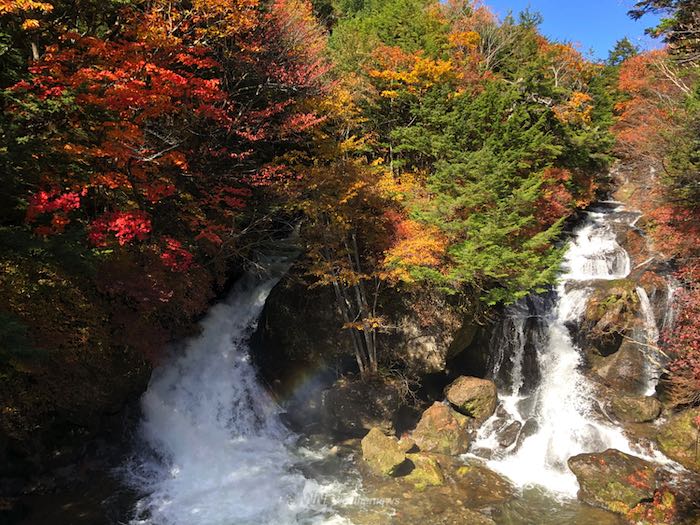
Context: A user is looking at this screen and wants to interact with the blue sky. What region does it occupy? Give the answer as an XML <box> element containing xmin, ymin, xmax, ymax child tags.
<box><xmin>484</xmin><ymin>0</ymin><xmax>663</xmax><ymax>61</ymax></box>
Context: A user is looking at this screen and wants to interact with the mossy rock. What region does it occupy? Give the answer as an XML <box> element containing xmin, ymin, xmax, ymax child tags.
<box><xmin>412</xmin><ymin>402</ymin><xmax>471</xmax><ymax>456</ymax></box>
<box><xmin>656</xmin><ymin>407</ymin><xmax>700</xmax><ymax>472</ymax></box>
<box><xmin>581</xmin><ymin>280</ymin><xmax>639</xmax><ymax>357</ymax></box>
<box><xmin>568</xmin><ymin>449</ymin><xmax>656</xmax><ymax>514</ymax></box>
<box><xmin>609</xmin><ymin>395</ymin><xmax>662</xmax><ymax>423</ymax></box>
<box><xmin>361</xmin><ymin>427</ymin><xmax>407</xmax><ymax>476</ymax></box>
<box><xmin>445</xmin><ymin>376</ymin><xmax>498</xmax><ymax>424</ymax></box>
<box><xmin>404</xmin><ymin>453</ymin><xmax>445</xmax><ymax>490</ymax></box>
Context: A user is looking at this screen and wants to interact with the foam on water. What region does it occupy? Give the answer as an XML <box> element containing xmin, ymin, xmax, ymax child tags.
<box><xmin>124</xmin><ymin>266</ymin><xmax>350</xmax><ymax>525</ymax></box>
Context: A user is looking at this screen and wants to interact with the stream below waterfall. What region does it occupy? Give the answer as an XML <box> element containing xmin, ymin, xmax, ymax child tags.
<box><xmin>104</xmin><ymin>201</ymin><xmax>679</xmax><ymax>525</ymax></box>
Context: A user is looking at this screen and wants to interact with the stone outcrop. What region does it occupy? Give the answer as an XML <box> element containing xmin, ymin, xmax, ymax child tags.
<box><xmin>568</xmin><ymin>449</ymin><xmax>657</xmax><ymax>514</ymax></box>
<box><xmin>412</xmin><ymin>402</ymin><xmax>471</xmax><ymax>456</ymax></box>
<box><xmin>579</xmin><ymin>280</ymin><xmax>639</xmax><ymax>357</ymax></box>
<box><xmin>445</xmin><ymin>376</ymin><xmax>498</xmax><ymax>424</ymax></box>
<box><xmin>256</xmin><ymin>270</ymin><xmax>480</xmax><ymax>378</ymax></box>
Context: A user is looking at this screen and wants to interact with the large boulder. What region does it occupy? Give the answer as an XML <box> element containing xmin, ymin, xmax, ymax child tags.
<box><xmin>608</xmin><ymin>394</ymin><xmax>662</xmax><ymax>424</ymax></box>
<box><xmin>412</xmin><ymin>402</ymin><xmax>471</xmax><ymax>456</ymax></box>
<box><xmin>404</xmin><ymin>453</ymin><xmax>445</xmax><ymax>490</ymax></box>
<box><xmin>445</xmin><ymin>376</ymin><xmax>498</xmax><ymax>424</ymax></box>
<box><xmin>656</xmin><ymin>407</ymin><xmax>700</xmax><ymax>472</ymax></box>
<box><xmin>568</xmin><ymin>449</ymin><xmax>656</xmax><ymax>514</ymax></box>
<box><xmin>384</xmin><ymin>288</ymin><xmax>478</xmax><ymax>374</ymax></box>
<box><xmin>579</xmin><ymin>280</ymin><xmax>639</xmax><ymax>357</ymax></box>
<box><xmin>361</xmin><ymin>428</ymin><xmax>407</xmax><ymax>476</ymax></box>
<box><xmin>593</xmin><ymin>340</ymin><xmax>649</xmax><ymax>394</ymax></box>
<box><xmin>257</xmin><ymin>271</ymin><xmax>480</xmax><ymax>379</ymax></box>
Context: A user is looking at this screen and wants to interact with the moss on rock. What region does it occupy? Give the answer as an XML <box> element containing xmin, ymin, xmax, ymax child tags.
<box><xmin>412</xmin><ymin>402</ymin><xmax>471</xmax><ymax>456</ymax></box>
<box><xmin>568</xmin><ymin>449</ymin><xmax>657</xmax><ymax>514</ymax></box>
<box><xmin>656</xmin><ymin>407</ymin><xmax>700</xmax><ymax>472</ymax></box>
<box><xmin>609</xmin><ymin>395</ymin><xmax>662</xmax><ymax>423</ymax></box>
<box><xmin>444</xmin><ymin>376</ymin><xmax>498</xmax><ymax>424</ymax></box>
<box><xmin>361</xmin><ymin>427</ymin><xmax>407</xmax><ymax>476</ymax></box>
<box><xmin>405</xmin><ymin>453</ymin><xmax>445</xmax><ymax>490</ymax></box>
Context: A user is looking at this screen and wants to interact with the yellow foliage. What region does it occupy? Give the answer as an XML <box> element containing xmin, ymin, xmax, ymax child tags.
<box><xmin>369</xmin><ymin>49</ymin><xmax>455</xmax><ymax>98</ymax></box>
<box><xmin>0</xmin><ymin>0</ymin><xmax>53</xmax><ymax>15</ymax></box>
<box><xmin>554</xmin><ymin>91</ymin><xmax>594</xmax><ymax>126</ymax></box>
<box><xmin>448</xmin><ymin>30</ymin><xmax>480</xmax><ymax>50</ymax></box>
<box><xmin>20</xmin><ymin>17</ymin><xmax>39</xmax><ymax>29</ymax></box>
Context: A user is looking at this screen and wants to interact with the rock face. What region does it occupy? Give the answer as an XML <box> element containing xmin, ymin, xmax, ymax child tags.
<box><xmin>361</xmin><ymin>428</ymin><xmax>407</xmax><ymax>476</ymax></box>
<box><xmin>445</xmin><ymin>376</ymin><xmax>498</xmax><ymax>424</ymax></box>
<box><xmin>279</xmin><ymin>377</ymin><xmax>405</xmax><ymax>438</ymax></box>
<box><xmin>656</xmin><ymin>407</ymin><xmax>700</xmax><ymax>472</ymax></box>
<box><xmin>412</xmin><ymin>402</ymin><xmax>471</xmax><ymax>456</ymax></box>
<box><xmin>608</xmin><ymin>394</ymin><xmax>662</xmax><ymax>424</ymax></box>
<box><xmin>568</xmin><ymin>449</ymin><xmax>656</xmax><ymax>514</ymax></box>
<box><xmin>593</xmin><ymin>340</ymin><xmax>649</xmax><ymax>394</ymax></box>
<box><xmin>320</xmin><ymin>379</ymin><xmax>403</xmax><ymax>438</ymax></box>
<box><xmin>257</xmin><ymin>270</ymin><xmax>481</xmax><ymax>379</ymax></box>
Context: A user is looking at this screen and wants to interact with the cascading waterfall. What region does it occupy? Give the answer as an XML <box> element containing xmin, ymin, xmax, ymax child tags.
<box><xmin>472</xmin><ymin>203</ymin><xmax>668</xmax><ymax>496</ymax></box>
<box><xmin>636</xmin><ymin>286</ymin><xmax>663</xmax><ymax>395</ymax></box>
<box><xmin>123</xmin><ymin>261</ymin><xmax>352</xmax><ymax>525</ymax></box>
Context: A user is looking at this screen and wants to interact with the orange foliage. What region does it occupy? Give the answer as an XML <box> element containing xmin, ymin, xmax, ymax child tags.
<box><xmin>383</xmin><ymin>211</ymin><xmax>447</xmax><ymax>282</ymax></box>
<box><xmin>613</xmin><ymin>50</ymin><xmax>680</xmax><ymax>161</ymax></box>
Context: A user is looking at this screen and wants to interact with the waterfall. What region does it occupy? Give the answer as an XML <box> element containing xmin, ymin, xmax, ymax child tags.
<box><xmin>472</xmin><ymin>204</ymin><xmax>661</xmax><ymax>496</ymax></box>
<box><xmin>123</xmin><ymin>262</ymin><xmax>350</xmax><ymax>525</ymax></box>
<box><xmin>636</xmin><ymin>286</ymin><xmax>663</xmax><ymax>395</ymax></box>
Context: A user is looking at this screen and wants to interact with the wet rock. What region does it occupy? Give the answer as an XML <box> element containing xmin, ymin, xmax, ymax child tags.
<box><xmin>361</xmin><ymin>428</ymin><xmax>407</xmax><ymax>476</ymax></box>
<box><xmin>513</xmin><ymin>419</ymin><xmax>539</xmax><ymax>451</ymax></box>
<box><xmin>497</xmin><ymin>421</ymin><xmax>522</xmax><ymax>448</ymax></box>
<box><xmin>451</xmin><ymin>463</ymin><xmax>515</xmax><ymax>507</ymax></box>
<box><xmin>445</xmin><ymin>376</ymin><xmax>498</xmax><ymax>424</ymax></box>
<box><xmin>580</xmin><ymin>281</ymin><xmax>639</xmax><ymax>357</ymax></box>
<box><xmin>568</xmin><ymin>449</ymin><xmax>656</xmax><ymax>514</ymax></box>
<box><xmin>405</xmin><ymin>453</ymin><xmax>445</xmax><ymax>489</ymax></box>
<box><xmin>593</xmin><ymin>340</ymin><xmax>648</xmax><ymax>394</ymax></box>
<box><xmin>608</xmin><ymin>394</ymin><xmax>662</xmax><ymax>423</ymax></box>
<box><xmin>412</xmin><ymin>402</ymin><xmax>471</xmax><ymax>456</ymax></box>
<box><xmin>656</xmin><ymin>407</ymin><xmax>700</xmax><ymax>472</ymax></box>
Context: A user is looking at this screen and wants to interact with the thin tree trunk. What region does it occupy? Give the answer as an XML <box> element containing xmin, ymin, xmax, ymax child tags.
<box><xmin>331</xmin><ymin>278</ymin><xmax>368</xmax><ymax>376</ymax></box>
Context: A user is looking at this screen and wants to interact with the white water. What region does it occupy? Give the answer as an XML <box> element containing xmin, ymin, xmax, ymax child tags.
<box><xmin>124</xmin><ymin>264</ymin><xmax>352</xmax><ymax>525</ymax></box>
<box><xmin>473</xmin><ymin>204</ymin><xmax>667</xmax><ymax>497</ymax></box>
